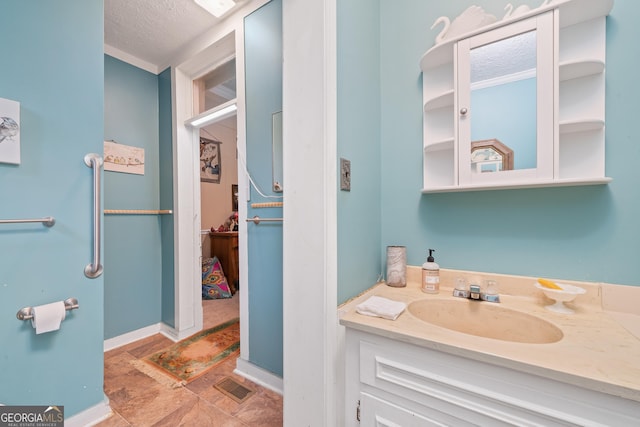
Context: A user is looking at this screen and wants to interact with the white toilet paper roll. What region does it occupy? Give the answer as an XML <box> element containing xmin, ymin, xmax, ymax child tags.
<box><xmin>31</xmin><ymin>301</ymin><xmax>66</xmax><ymax>334</ymax></box>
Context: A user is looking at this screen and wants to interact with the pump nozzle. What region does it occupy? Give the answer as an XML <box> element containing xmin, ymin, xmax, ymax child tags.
<box><xmin>428</xmin><ymin>248</ymin><xmax>435</xmax><ymax>262</ymax></box>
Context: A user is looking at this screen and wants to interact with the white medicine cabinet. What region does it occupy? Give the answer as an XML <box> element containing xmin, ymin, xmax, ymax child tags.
<box><xmin>420</xmin><ymin>0</ymin><xmax>614</xmax><ymax>193</ymax></box>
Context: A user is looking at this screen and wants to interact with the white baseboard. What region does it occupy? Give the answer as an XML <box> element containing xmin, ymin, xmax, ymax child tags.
<box><xmin>159</xmin><ymin>322</ymin><xmax>202</xmax><ymax>342</ymax></box>
<box><xmin>103</xmin><ymin>323</ymin><xmax>163</xmax><ymax>352</ymax></box>
<box><xmin>65</xmin><ymin>396</ymin><xmax>112</xmax><ymax>427</ymax></box>
<box><xmin>104</xmin><ymin>322</ymin><xmax>208</xmax><ymax>353</ymax></box>
<box><xmin>235</xmin><ymin>357</ymin><xmax>283</xmax><ymax>395</ymax></box>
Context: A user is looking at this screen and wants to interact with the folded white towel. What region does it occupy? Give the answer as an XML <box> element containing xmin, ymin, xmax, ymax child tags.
<box><xmin>356</xmin><ymin>296</ymin><xmax>406</xmax><ymax>321</ymax></box>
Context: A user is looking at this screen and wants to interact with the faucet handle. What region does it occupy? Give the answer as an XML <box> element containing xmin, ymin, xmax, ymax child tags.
<box><xmin>453</xmin><ymin>277</ymin><xmax>470</xmax><ymax>298</ymax></box>
<box><xmin>484</xmin><ymin>279</ymin><xmax>499</xmax><ymax>296</ymax></box>
<box><xmin>452</xmin><ymin>288</ymin><xmax>470</xmax><ymax>298</ymax></box>
<box><xmin>481</xmin><ymin>279</ymin><xmax>500</xmax><ymax>303</ymax></box>
<box><xmin>482</xmin><ymin>293</ymin><xmax>501</xmax><ymax>303</ymax></box>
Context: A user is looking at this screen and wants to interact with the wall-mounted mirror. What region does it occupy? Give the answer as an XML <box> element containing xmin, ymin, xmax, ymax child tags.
<box><xmin>470</xmin><ymin>30</ymin><xmax>536</xmax><ymax>173</ymax></box>
<box><xmin>457</xmin><ymin>12</ymin><xmax>554</xmax><ymax>186</ymax></box>
<box><xmin>272</xmin><ymin>111</ymin><xmax>283</xmax><ymax>192</ymax></box>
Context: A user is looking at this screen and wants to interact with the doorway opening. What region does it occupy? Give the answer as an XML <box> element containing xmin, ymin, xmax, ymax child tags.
<box><xmin>188</xmin><ymin>47</ymin><xmax>241</xmax><ymax>334</ymax></box>
<box><xmin>173</xmin><ymin>4</ymin><xmax>285</xmax><ymax>392</ymax></box>
<box><xmin>195</xmin><ymin>58</ymin><xmax>240</xmax><ymax>329</ymax></box>
<box><xmin>171</xmin><ymin>29</ymin><xmax>248</xmax><ymax>355</ymax></box>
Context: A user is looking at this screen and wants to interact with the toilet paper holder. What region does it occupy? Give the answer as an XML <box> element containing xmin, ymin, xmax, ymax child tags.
<box><xmin>16</xmin><ymin>298</ymin><xmax>79</xmax><ymax>321</ymax></box>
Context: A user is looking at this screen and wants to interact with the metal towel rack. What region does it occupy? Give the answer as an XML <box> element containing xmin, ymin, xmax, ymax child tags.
<box><xmin>16</xmin><ymin>297</ymin><xmax>79</xmax><ymax>321</ymax></box>
<box><xmin>0</xmin><ymin>217</ymin><xmax>55</xmax><ymax>227</ymax></box>
<box><xmin>104</xmin><ymin>209</ymin><xmax>173</xmax><ymax>215</ymax></box>
<box><xmin>246</xmin><ymin>215</ymin><xmax>283</xmax><ymax>225</ymax></box>
<box><xmin>84</xmin><ymin>153</ymin><xmax>103</xmax><ymax>278</ymax></box>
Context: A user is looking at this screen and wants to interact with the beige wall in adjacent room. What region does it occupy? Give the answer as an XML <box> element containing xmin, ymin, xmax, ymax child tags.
<box><xmin>201</xmin><ymin>115</ymin><xmax>238</xmax><ymax>257</ymax></box>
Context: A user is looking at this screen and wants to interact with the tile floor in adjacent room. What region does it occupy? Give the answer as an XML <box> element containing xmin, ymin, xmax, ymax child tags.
<box><xmin>96</xmin><ymin>293</ymin><xmax>283</xmax><ymax>426</ymax></box>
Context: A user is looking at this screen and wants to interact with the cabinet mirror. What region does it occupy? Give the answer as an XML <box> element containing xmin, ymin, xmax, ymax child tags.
<box><xmin>457</xmin><ymin>12</ymin><xmax>554</xmax><ymax>186</ymax></box>
<box><xmin>421</xmin><ymin>0</ymin><xmax>612</xmax><ymax>193</ymax></box>
<box><xmin>470</xmin><ymin>30</ymin><xmax>536</xmax><ymax>172</ymax></box>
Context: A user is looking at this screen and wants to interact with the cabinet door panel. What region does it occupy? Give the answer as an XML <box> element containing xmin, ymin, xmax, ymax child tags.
<box><xmin>457</xmin><ymin>12</ymin><xmax>554</xmax><ymax>187</ymax></box>
<box><xmin>360</xmin><ymin>392</ymin><xmax>468</xmax><ymax>427</ymax></box>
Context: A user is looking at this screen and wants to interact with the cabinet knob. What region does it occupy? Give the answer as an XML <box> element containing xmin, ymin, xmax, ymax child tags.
<box><xmin>460</xmin><ymin>107</ymin><xmax>468</xmax><ymax>116</ymax></box>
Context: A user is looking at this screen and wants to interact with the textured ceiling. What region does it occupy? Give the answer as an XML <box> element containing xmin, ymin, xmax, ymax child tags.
<box><xmin>105</xmin><ymin>0</ymin><xmax>226</xmax><ymax>69</ymax></box>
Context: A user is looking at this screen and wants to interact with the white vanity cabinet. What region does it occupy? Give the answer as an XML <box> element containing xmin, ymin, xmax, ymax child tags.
<box><xmin>344</xmin><ymin>328</ymin><xmax>640</xmax><ymax>426</ymax></box>
<box><xmin>420</xmin><ymin>0</ymin><xmax>613</xmax><ymax>193</ymax></box>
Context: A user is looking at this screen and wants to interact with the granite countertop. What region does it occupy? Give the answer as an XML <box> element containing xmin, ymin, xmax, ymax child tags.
<box><xmin>339</xmin><ymin>267</ymin><xmax>640</xmax><ymax>403</ymax></box>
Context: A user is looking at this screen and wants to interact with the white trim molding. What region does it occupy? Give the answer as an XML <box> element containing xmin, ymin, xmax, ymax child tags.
<box><xmin>64</xmin><ymin>397</ymin><xmax>112</xmax><ymax>427</ymax></box>
<box><xmin>235</xmin><ymin>358</ymin><xmax>284</xmax><ymax>395</ymax></box>
<box><xmin>282</xmin><ymin>0</ymin><xmax>339</xmax><ymax>425</ymax></box>
<box><xmin>104</xmin><ymin>44</ymin><xmax>159</xmax><ymax>74</ymax></box>
<box><xmin>103</xmin><ymin>323</ymin><xmax>164</xmax><ymax>352</ymax></box>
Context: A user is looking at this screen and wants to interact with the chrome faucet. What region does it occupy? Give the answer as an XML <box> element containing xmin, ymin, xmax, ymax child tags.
<box><xmin>453</xmin><ymin>281</ymin><xmax>500</xmax><ymax>303</ymax></box>
<box><xmin>469</xmin><ymin>284</ymin><xmax>482</xmax><ymax>300</ymax></box>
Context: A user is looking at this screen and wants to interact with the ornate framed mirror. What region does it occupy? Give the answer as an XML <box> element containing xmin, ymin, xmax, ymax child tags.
<box><xmin>471</xmin><ymin>138</ymin><xmax>513</xmax><ymax>173</ymax></box>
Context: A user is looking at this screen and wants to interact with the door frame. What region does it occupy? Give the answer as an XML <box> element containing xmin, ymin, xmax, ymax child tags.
<box><xmin>282</xmin><ymin>0</ymin><xmax>339</xmax><ymax>424</ymax></box>
<box><xmin>168</xmin><ymin>18</ymin><xmax>252</xmax><ymax>358</ymax></box>
<box><xmin>168</xmin><ymin>1</ymin><xmax>341</xmax><ymax>417</ymax></box>
<box><xmin>169</xmin><ymin>0</ymin><xmax>288</xmax><ymax>395</ymax></box>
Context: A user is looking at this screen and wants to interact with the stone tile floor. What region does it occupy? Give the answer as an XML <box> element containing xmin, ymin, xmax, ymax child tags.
<box><xmin>96</xmin><ymin>293</ymin><xmax>283</xmax><ymax>426</ymax></box>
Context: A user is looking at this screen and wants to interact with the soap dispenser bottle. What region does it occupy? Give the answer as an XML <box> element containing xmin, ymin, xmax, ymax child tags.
<box><xmin>421</xmin><ymin>249</ymin><xmax>440</xmax><ymax>294</ymax></box>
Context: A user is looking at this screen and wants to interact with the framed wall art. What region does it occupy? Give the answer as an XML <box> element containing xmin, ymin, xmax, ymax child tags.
<box><xmin>200</xmin><ymin>137</ymin><xmax>221</xmax><ymax>183</ymax></box>
<box><xmin>0</xmin><ymin>97</ymin><xmax>21</xmax><ymax>165</ymax></box>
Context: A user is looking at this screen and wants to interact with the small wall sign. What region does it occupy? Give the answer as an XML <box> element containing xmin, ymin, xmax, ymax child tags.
<box><xmin>104</xmin><ymin>140</ymin><xmax>145</xmax><ymax>175</ymax></box>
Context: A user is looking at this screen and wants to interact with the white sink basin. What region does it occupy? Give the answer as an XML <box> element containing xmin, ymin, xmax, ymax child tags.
<box><xmin>408</xmin><ymin>299</ymin><xmax>563</xmax><ymax>344</ymax></box>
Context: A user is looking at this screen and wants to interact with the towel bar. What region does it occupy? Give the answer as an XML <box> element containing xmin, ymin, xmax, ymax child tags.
<box><xmin>245</xmin><ymin>215</ymin><xmax>283</xmax><ymax>225</ymax></box>
<box><xmin>0</xmin><ymin>217</ymin><xmax>55</xmax><ymax>227</ymax></box>
<box><xmin>104</xmin><ymin>209</ymin><xmax>173</xmax><ymax>215</ymax></box>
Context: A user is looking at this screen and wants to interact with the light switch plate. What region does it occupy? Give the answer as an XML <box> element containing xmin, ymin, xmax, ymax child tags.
<box><xmin>340</xmin><ymin>158</ymin><xmax>351</xmax><ymax>191</ymax></box>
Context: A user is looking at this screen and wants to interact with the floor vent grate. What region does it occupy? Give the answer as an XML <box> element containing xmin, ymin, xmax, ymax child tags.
<box><xmin>214</xmin><ymin>376</ymin><xmax>256</xmax><ymax>403</ymax></box>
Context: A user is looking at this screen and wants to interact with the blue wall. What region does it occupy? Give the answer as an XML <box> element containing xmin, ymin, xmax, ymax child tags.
<box><xmin>337</xmin><ymin>0</ymin><xmax>640</xmax><ymax>303</ymax></box>
<box><xmin>371</xmin><ymin>0</ymin><xmax>640</xmax><ymax>288</ymax></box>
<box><xmin>0</xmin><ymin>0</ymin><xmax>105</xmax><ymax>416</ymax></box>
<box><xmin>244</xmin><ymin>0</ymin><xmax>284</xmax><ymax>376</ymax></box>
<box><xmin>104</xmin><ymin>55</ymin><xmax>165</xmax><ymax>338</ymax></box>
<box><xmin>336</xmin><ymin>0</ymin><xmax>383</xmax><ymax>303</ymax></box>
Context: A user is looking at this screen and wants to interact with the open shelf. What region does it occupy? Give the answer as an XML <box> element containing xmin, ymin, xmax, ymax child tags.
<box><xmin>559</xmin><ymin>59</ymin><xmax>604</xmax><ymax>81</ymax></box>
<box><xmin>424</xmin><ymin>90</ymin><xmax>454</xmax><ymax>112</ymax></box>
<box><xmin>559</xmin><ymin>118</ymin><xmax>604</xmax><ymax>134</ymax></box>
<box><xmin>424</xmin><ymin>137</ymin><xmax>454</xmax><ymax>153</ymax></box>
<box><xmin>421</xmin><ymin>177</ymin><xmax>612</xmax><ymax>194</ymax></box>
